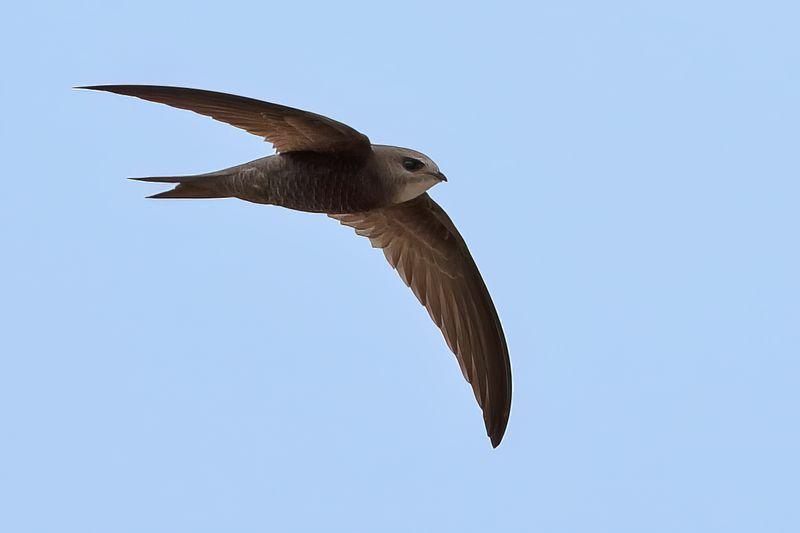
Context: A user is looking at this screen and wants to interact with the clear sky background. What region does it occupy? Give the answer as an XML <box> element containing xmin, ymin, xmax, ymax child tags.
<box><xmin>2</xmin><ymin>1</ymin><xmax>798</xmax><ymax>531</ymax></box>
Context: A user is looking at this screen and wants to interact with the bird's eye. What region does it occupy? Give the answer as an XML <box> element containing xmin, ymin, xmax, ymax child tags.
<box><xmin>402</xmin><ymin>158</ymin><xmax>425</xmax><ymax>172</ymax></box>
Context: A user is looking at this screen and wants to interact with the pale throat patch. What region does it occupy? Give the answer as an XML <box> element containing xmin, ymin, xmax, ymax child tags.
<box><xmin>392</xmin><ymin>177</ymin><xmax>437</xmax><ymax>204</ymax></box>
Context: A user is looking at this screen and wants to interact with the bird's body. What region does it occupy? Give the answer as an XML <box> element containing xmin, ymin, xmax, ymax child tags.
<box><xmin>81</xmin><ymin>84</ymin><xmax>512</xmax><ymax>447</ymax></box>
<box><xmin>146</xmin><ymin>152</ymin><xmax>383</xmax><ymax>212</ymax></box>
<box><xmin>144</xmin><ymin>147</ymin><xmax>437</xmax><ymax>213</ymax></box>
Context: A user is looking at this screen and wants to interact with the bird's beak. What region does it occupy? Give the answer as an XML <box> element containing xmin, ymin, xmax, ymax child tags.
<box><xmin>436</xmin><ymin>171</ymin><xmax>448</xmax><ymax>182</ymax></box>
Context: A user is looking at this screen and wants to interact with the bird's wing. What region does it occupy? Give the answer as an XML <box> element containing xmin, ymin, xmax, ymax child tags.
<box><xmin>78</xmin><ymin>85</ymin><xmax>372</xmax><ymax>156</ymax></box>
<box><xmin>331</xmin><ymin>193</ymin><xmax>512</xmax><ymax>447</ymax></box>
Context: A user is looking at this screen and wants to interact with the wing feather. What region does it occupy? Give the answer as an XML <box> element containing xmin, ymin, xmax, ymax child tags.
<box><xmin>332</xmin><ymin>193</ymin><xmax>512</xmax><ymax>447</ymax></box>
<box><xmin>79</xmin><ymin>85</ymin><xmax>372</xmax><ymax>156</ymax></box>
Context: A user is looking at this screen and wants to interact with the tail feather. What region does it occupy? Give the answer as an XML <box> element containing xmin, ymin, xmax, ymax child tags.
<box><xmin>131</xmin><ymin>172</ymin><xmax>231</xmax><ymax>199</ymax></box>
<box><xmin>146</xmin><ymin>184</ymin><xmax>227</xmax><ymax>199</ymax></box>
<box><xmin>131</xmin><ymin>176</ymin><xmax>192</xmax><ymax>184</ymax></box>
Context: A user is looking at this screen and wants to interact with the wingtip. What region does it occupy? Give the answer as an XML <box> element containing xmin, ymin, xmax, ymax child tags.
<box><xmin>490</xmin><ymin>433</ymin><xmax>504</xmax><ymax>448</ymax></box>
<box><xmin>73</xmin><ymin>85</ymin><xmax>133</xmax><ymax>93</ymax></box>
<box><xmin>487</xmin><ymin>412</ymin><xmax>510</xmax><ymax>448</ymax></box>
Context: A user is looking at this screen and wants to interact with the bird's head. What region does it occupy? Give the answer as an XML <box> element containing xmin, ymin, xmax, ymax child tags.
<box><xmin>373</xmin><ymin>145</ymin><xmax>447</xmax><ymax>204</ymax></box>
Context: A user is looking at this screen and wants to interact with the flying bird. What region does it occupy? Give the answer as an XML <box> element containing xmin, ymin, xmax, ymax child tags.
<box><xmin>79</xmin><ymin>85</ymin><xmax>512</xmax><ymax>447</ymax></box>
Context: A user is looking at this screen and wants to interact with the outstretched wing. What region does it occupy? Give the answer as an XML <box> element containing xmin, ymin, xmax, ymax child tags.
<box><xmin>79</xmin><ymin>85</ymin><xmax>372</xmax><ymax>156</ymax></box>
<box><xmin>332</xmin><ymin>194</ymin><xmax>512</xmax><ymax>447</ymax></box>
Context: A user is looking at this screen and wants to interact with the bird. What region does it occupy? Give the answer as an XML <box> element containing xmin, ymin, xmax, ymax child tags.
<box><xmin>79</xmin><ymin>85</ymin><xmax>512</xmax><ymax>447</ymax></box>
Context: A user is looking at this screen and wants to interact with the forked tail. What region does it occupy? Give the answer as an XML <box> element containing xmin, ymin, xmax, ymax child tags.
<box><xmin>131</xmin><ymin>172</ymin><xmax>232</xmax><ymax>199</ymax></box>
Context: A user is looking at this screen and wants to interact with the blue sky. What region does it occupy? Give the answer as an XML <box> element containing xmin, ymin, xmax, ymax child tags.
<box><xmin>2</xmin><ymin>1</ymin><xmax>799</xmax><ymax>531</ymax></box>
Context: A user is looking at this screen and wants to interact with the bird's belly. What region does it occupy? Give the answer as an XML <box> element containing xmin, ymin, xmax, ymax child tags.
<box><xmin>257</xmin><ymin>155</ymin><xmax>386</xmax><ymax>214</ymax></box>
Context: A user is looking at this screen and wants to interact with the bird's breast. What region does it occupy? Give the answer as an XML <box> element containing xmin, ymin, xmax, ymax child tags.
<box><xmin>260</xmin><ymin>153</ymin><xmax>389</xmax><ymax>214</ymax></box>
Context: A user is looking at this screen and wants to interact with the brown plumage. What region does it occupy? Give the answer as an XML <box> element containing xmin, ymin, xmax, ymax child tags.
<box><xmin>80</xmin><ymin>84</ymin><xmax>512</xmax><ymax>447</ymax></box>
<box><xmin>331</xmin><ymin>196</ymin><xmax>511</xmax><ymax>446</ymax></box>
